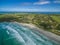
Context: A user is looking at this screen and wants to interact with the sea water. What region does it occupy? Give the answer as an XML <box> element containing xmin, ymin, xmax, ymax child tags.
<box><xmin>0</xmin><ymin>22</ymin><xmax>60</xmax><ymax>45</ymax></box>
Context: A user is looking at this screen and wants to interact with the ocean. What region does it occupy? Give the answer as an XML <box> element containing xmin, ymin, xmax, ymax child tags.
<box><xmin>0</xmin><ymin>12</ymin><xmax>60</xmax><ymax>14</ymax></box>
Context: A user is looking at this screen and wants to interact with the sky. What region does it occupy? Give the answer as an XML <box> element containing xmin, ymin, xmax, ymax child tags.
<box><xmin>0</xmin><ymin>0</ymin><xmax>60</xmax><ymax>12</ymax></box>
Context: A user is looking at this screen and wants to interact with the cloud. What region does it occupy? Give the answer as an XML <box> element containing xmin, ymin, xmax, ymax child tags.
<box><xmin>20</xmin><ymin>2</ymin><xmax>32</xmax><ymax>6</ymax></box>
<box><xmin>20</xmin><ymin>0</ymin><xmax>51</xmax><ymax>6</ymax></box>
<box><xmin>33</xmin><ymin>1</ymin><xmax>50</xmax><ymax>5</ymax></box>
<box><xmin>53</xmin><ymin>0</ymin><xmax>60</xmax><ymax>3</ymax></box>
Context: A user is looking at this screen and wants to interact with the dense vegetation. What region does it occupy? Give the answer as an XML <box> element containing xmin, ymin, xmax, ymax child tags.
<box><xmin>0</xmin><ymin>13</ymin><xmax>60</xmax><ymax>36</ymax></box>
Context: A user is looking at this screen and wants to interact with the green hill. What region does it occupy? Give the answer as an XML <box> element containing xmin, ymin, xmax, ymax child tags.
<box><xmin>0</xmin><ymin>13</ymin><xmax>60</xmax><ymax>35</ymax></box>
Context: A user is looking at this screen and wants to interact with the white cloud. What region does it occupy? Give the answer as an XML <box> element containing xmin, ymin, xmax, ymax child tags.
<box><xmin>20</xmin><ymin>0</ymin><xmax>51</xmax><ymax>5</ymax></box>
<box><xmin>0</xmin><ymin>8</ymin><xmax>41</xmax><ymax>12</ymax></box>
<box><xmin>54</xmin><ymin>0</ymin><xmax>60</xmax><ymax>3</ymax></box>
<box><xmin>20</xmin><ymin>2</ymin><xmax>32</xmax><ymax>6</ymax></box>
<box><xmin>33</xmin><ymin>1</ymin><xmax>50</xmax><ymax>5</ymax></box>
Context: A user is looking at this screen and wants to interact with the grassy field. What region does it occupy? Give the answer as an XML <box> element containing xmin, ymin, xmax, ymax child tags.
<box><xmin>51</xmin><ymin>15</ymin><xmax>60</xmax><ymax>23</ymax></box>
<box><xmin>0</xmin><ymin>13</ymin><xmax>60</xmax><ymax>36</ymax></box>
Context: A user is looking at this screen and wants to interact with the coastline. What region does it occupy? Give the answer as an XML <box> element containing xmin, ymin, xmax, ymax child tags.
<box><xmin>16</xmin><ymin>22</ymin><xmax>60</xmax><ymax>44</ymax></box>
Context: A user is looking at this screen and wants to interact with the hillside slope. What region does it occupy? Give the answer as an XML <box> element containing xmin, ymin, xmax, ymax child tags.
<box><xmin>0</xmin><ymin>14</ymin><xmax>60</xmax><ymax>35</ymax></box>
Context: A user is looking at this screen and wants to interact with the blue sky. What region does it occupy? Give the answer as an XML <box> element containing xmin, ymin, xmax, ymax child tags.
<box><xmin>0</xmin><ymin>0</ymin><xmax>60</xmax><ymax>12</ymax></box>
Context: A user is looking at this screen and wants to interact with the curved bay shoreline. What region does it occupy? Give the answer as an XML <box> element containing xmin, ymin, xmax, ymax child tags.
<box><xmin>17</xmin><ymin>22</ymin><xmax>60</xmax><ymax>44</ymax></box>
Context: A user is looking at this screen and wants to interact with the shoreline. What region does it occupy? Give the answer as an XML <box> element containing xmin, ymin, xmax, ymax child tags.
<box><xmin>17</xmin><ymin>22</ymin><xmax>60</xmax><ymax>44</ymax></box>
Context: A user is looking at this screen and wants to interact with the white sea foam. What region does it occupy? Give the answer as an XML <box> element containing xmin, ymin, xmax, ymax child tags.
<box><xmin>5</xmin><ymin>26</ymin><xmax>26</xmax><ymax>45</ymax></box>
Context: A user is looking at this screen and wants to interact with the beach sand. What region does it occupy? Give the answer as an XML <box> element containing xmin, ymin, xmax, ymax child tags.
<box><xmin>17</xmin><ymin>22</ymin><xmax>60</xmax><ymax>44</ymax></box>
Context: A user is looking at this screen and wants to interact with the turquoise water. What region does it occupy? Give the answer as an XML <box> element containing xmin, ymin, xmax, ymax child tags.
<box><xmin>0</xmin><ymin>22</ymin><xmax>60</xmax><ymax>45</ymax></box>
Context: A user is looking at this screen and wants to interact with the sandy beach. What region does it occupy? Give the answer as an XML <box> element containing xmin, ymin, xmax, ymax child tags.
<box><xmin>17</xmin><ymin>22</ymin><xmax>60</xmax><ymax>44</ymax></box>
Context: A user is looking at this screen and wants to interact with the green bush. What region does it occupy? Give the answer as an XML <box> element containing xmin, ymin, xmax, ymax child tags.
<box><xmin>56</xmin><ymin>24</ymin><xmax>60</xmax><ymax>30</ymax></box>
